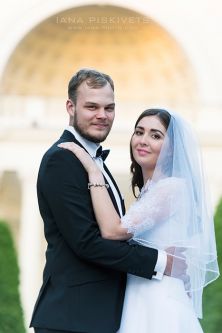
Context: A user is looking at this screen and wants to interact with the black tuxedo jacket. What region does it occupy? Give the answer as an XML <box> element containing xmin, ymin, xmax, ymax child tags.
<box><xmin>30</xmin><ymin>130</ymin><xmax>158</xmax><ymax>333</ymax></box>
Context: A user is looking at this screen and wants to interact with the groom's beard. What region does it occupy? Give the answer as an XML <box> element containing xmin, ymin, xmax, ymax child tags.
<box><xmin>73</xmin><ymin>112</ymin><xmax>112</xmax><ymax>143</ymax></box>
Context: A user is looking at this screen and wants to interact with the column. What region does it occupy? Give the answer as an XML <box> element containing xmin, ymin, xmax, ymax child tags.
<box><xmin>18</xmin><ymin>170</ymin><xmax>44</xmax><ymax>332</ymax></box>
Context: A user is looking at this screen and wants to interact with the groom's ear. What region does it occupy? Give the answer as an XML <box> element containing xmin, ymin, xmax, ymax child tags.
<box><xmin>66</xmin><ymin>99</ymin><xmax>75</xmax><ymax>121</ymax></box>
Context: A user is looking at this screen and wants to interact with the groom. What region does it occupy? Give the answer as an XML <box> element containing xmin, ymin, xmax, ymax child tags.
<box><xmin>30</xmin><ymin>68</ymin><xmax>175</xmax><ymax>333</ymax></box>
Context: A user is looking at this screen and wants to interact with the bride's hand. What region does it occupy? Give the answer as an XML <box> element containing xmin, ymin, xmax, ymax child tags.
<box><xmin>58</xmin><ymin>142</ymin><xmax>99</xmax><ymax>173</ymax></box>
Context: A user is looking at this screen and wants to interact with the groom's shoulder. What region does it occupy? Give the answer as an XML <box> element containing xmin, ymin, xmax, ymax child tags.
<box><xmin>43</xmin><ymin>130</ymin><xmax>75</xmax><ymax>157</ymax></box>
<box><xmin>43</xmin><ymin>140</ymin><xmax>60</xmax><ymax>159</ymax></box>
<box><xmin>40</xmin><ymin>130</ymin><xmax>78</xmax><ymax>166</ymax></box>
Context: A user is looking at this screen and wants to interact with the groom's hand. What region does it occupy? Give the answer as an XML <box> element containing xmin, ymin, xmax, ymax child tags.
<box><xmin>164</xmin><ymin>247</ymin><xmax>190</xmax><ymax>289</ymax></box>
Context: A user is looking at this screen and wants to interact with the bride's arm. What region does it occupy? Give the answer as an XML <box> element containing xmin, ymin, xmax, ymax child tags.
<box><xmin>87</xmin><ymin>168</ymin><xmax>131</xmax><ymax>240</ymax></box>
<box><xmin>58</xmin><ymin>142</ymin><xmax>131</xmax><ymax>241</ymax></box>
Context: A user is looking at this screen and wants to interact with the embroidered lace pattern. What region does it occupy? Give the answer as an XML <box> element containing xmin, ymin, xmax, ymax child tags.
<box><xmin>121</xmin><ymin>177</ymin><xmax>186</xmax><ymax>237</ymax></box>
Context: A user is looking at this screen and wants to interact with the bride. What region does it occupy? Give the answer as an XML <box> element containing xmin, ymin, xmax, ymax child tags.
<box><xmin>59</xmin><ymin>108</ymin><xmax>219</xmax><ymax>332</ymax></box>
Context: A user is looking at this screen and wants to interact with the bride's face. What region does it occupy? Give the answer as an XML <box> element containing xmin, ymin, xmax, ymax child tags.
<box><xmin>131</xmin><ymin>115</ymin><xmax>167</xmax><ymax>177</ymax></box>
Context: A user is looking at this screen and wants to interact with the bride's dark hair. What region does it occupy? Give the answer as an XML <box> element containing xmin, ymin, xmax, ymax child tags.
<box><xmin>130</xmin><ymin>108</ymin><xmax>171</xmax><ymax>197</ymax></box>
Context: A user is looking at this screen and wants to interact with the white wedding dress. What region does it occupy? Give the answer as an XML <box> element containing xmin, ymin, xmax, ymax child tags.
<box><xmin>118</xmin><ymin>177</ymin><xmax>203</xmax><ymax>333</ymax></box>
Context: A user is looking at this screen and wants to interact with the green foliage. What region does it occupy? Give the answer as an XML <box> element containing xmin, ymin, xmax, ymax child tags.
<box><xmin>202</xmin><ymin>199</ymin><xmax>222</xmax><ymax>333</ymax></box>
<box><xmin>0</xmin><ymin>221</ymin><xmax>26</xmax><ymax>333</ymax></box>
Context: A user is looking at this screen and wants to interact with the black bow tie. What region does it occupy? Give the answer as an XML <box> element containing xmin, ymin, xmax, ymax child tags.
<box><xmin>96</xmin><ymin>146</ymin><xmax>110</xmax><ymax>161</ymax></box>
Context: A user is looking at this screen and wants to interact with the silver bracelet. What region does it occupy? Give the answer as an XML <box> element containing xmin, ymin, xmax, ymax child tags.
<box><xmin>88</xmin><ymin>183</ymin><xmax>109</xmax><ymax>189</ymax></box>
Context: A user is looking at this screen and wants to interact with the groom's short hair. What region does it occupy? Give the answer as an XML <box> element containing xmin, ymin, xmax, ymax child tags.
<box><xmin>68</xmin><ymin>68</ymin><xmax>114</xmax><ymax>104</ymax></box>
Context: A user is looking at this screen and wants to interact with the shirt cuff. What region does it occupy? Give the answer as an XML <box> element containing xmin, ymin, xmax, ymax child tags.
<box><xmin>153</xmin><ymin>250</ymin><xmax>167</xmax><ymax>280</ymax></box>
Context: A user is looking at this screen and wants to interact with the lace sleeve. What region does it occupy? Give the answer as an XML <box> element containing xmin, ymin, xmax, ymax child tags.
<box><xmin>121</xmin><ymin>177</ymin><xmax>186</xmax><ymax>236</ymax></box>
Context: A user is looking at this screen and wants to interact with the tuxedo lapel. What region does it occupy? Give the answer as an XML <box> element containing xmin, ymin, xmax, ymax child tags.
<box><xmin>103</xmin><ymin>164</ymin><xmax>125</xmax><ymax>216</ymax></box>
